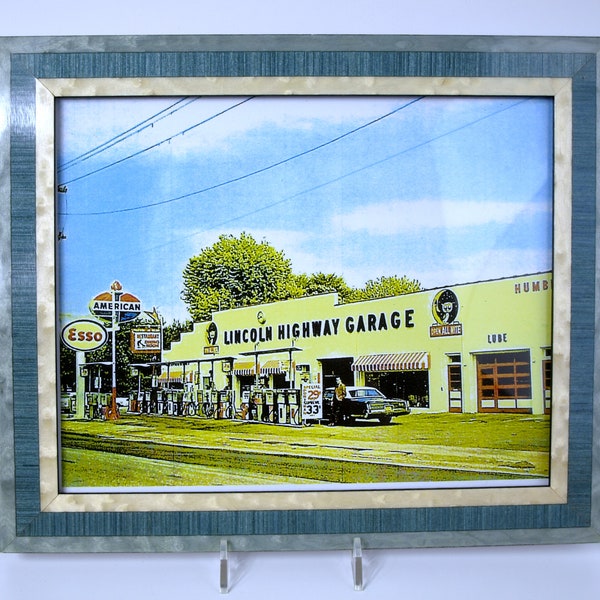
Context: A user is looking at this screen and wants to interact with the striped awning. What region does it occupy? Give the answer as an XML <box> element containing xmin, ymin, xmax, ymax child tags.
<box><xmin>351</xmin><ymin>352</ymin><xmax>430</xmax><ymax>372</ymax></box>
<box><xmin>233</xmin><ymin>360</ymin><xmax>257</xmax><ymax>376</ymax></box>
<box><xmin>158</xmin><ymin>368</ymin><xmax>194</xmax><ymax>383</ymax></box>
<box><xmin>258</xmin><ymin>359</ymin><xmax>294</xmax><ymax>375</ymax></box>
<box><xmin>261</xmin><ymin>359</ymin><xmax>284</xmax><ymax>374</ymax></box>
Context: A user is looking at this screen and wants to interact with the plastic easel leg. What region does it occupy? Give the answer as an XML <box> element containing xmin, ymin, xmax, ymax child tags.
<box><xmin>219</xmin><ymin>539</ymin><xmax>229</xmax><ymax>594</ymax></box>
<box><xmin>352</xmin><ymin>537</ymin><xmax>364</xmax><ymax>591</ymax></box>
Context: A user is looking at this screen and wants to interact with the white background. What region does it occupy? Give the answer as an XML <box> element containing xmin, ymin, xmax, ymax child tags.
<box><xmin>1</xmin><ymin>1</ymin><xmax>599</xmax><ymax>598</ymax></box>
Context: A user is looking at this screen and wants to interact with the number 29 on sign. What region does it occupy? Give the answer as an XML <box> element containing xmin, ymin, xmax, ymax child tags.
<box><xmin>302</xmin><ymin>384</ymin><xmax>323</xmax><ymax>419</ymax></box>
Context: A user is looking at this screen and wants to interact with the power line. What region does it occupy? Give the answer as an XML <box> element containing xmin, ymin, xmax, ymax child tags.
<box><xmin>63</xmin><ymin>97</ymin><xmax>423</xmax><ymax>216</ymax></box>
<box><xmin>132</xmin><ymin>97</ymin><xmax>533</xmax><ymax>257</ymax></box>
<box><xmin>57</xmin><ymin>97</ymin><xmax>197</xmax><ymax>172</ymax></box>
<box><xmin>58</xmin><ymin>96</ymin><xmax>254</xmax><ymax>186</ymax></box>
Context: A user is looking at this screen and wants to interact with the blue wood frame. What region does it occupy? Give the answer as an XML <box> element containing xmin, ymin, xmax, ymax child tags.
<box><xmin>1</xmin><ymin>35</ymin><xmax>598</xmax><ymax>552</ymax></box>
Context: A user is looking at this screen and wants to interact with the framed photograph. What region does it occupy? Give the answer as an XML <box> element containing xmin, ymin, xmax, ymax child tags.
<box><xmin>1</xmin><ymin>35</ymin><xmax>598</xmax><ymax>553</ymax></box>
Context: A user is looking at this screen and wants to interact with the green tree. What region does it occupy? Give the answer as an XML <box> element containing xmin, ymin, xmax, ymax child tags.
<box><xmin>295</xmin><ymin>272</ymin><xmax>354</xmax><ymax>303</ymax></box>
<box><xmin>59</xmin><ymin>344</ymin><xmax>76</xmax><ymax>392</ymax></box>
<box><xmin>58</xmin><ymin>314</ymin><xmax>190</xmax><ymax>398</ymax></box>
<box><xmin>85</xmin><ymin>320</ymin><xmax>161</xmax><ymax>396</ymax></box>
<box><xmin>182</xmin><ymin>232</ymin><xmax>297</xmax><ymax>321</ymax></box>
<box><xmin>162</xmin><ymin>318</ymin><xmax>193</xmax><ymax>350</ymax></box>
<box><xmin>350</xmin><ymin>275</ymin><xmax>421</xmax><ymax>302</ymax></box>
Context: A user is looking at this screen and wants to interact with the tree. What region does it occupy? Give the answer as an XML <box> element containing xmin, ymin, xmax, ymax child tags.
<box><xmin>84</xmin><ymin>320</ymin><xmax>161</xmax><ymax>396</ymax></box>
<box><xmin>350</xmin><ymin>275</ymin><xmax>421</xmax><ymax>302</ymax></box>
<box><xmin>295</xmin><ymin>272</ymin><xmax>354</xmax><ymax>303</ymax></box>
<box><xmin>59</xmin><ymin>344</ymin><xmax>77</xmax><ymax>392</ymax></box>
<box><xmin>162</xmin><ymin>318</ymin><xmax>193</xmax><ymax>350</ymax></box>
<box><xmin>181</xmin><ymin>232</ymin><xmax>297</xmax><ymax>321</ymax></box>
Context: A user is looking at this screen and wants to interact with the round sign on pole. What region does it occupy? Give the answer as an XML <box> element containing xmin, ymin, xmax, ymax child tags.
<box><xmin>61</xmin><ymin>319</ymin><xmax>108</xmax><ymax>352</ymax></box>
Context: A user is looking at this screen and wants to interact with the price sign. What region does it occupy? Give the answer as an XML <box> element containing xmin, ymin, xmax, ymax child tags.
<box><xmin>302</xmin><ymin>384</ymin><xmax>323</xmax><ymax>419</ymax></box>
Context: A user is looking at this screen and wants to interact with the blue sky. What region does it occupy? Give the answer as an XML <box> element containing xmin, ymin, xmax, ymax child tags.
<box><xmin>56</xmin><ymin>94</ymin><xmax>553</xmax><ymax>323</ymax></box>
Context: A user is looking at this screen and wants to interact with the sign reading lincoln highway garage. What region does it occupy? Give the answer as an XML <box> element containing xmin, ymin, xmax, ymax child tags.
<box><xmin>56</xmin><ymin>92</ymin><xmax>554</xmax><ymax>492</ymax></box>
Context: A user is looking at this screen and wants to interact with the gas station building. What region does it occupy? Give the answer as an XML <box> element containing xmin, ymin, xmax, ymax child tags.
<box><xmin>161</xmin><ymin>271</ymin><xmax>553</xmax><ymax>415</ymax></box>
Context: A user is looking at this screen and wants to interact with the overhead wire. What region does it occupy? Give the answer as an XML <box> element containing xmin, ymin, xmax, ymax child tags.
<box><xmin>58</xmin><ymin>96</ymin><xmax>254</xmax><ymax>186</ymax></box>
<box><xmin>57</xmin><ymin>97</ymin><xmax>198</xmax><ymax>172</ymax></box>
<box><xmin>62</xmin><ymin>96</ymin><xmax>424</xmax><ymax>216</ymax></box>
<box><xmin>135</xmin><ymin>97</ymin><xmax>533</xmax><ymax>257</ymax></box>
<box><xmin>56</xmin><ymin>94</ymin><xmax>544</xmax><ymax>319</ymax></box>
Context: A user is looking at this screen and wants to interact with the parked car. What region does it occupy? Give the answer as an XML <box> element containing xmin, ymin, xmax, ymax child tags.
<box><xmin>323</xmin><ymin>386</ymin><xmax>410</xmax><ymax>425</ymax></box>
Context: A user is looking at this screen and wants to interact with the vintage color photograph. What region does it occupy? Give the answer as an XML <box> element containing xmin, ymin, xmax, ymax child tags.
<box><xmin>56</xmin><ymin>93</ymin><xmax>553</xmax><ymax>492</ymax></box>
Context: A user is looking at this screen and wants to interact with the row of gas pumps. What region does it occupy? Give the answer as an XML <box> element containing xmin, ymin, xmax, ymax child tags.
<box><xmin>77</xmin><ymin>362</ymin><xmax>307</xmax><ymax>426</ymax></box>
<box><xmin>127</xmin><ymin>386</ymin><xmax>303</xmax><ymax>425</ymax></box>
<box><xmin>62</xmin><ymin>286</ymin><xmax>315</xmax><ymax>425</ymax></box>
<box><xmin>129</xmin><ymin>386</ymin><xmax>234</xmax><ymax>419</ymax></box>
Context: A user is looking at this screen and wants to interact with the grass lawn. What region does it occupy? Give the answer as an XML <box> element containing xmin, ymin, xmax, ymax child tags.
<box><xmin>61</xmin><ymin>447</ymin><xmax>321</xmax><ymax>487</ymax></box>
<box><xmin>61</xmin><ymin>412</ymin><xmax>550</xmax><ymax>488</ymax></box>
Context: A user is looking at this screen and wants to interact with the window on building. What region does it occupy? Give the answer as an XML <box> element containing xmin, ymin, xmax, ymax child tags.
<box><xmin>448</xmin><ymin>364</ymin><xmax>462</xmax><ymax>392</ymax></box>
<box><xmin>365</xmin><ymin>371</ymin><xmax>429</xmax><ymax>408</ymax></box>
<box><xmin>542</xmin><ymin>347</ymin><xmax>552</xmax><ymax>414</ymax></box>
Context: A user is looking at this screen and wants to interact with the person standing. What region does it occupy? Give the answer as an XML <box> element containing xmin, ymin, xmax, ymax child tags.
<box><xmin>331</xmin><ymin>376</ymin><xmax>347</xmax><ymax>426</ymax></box>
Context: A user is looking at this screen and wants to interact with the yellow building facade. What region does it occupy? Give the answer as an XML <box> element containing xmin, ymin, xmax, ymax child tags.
<box><xmin>163</xmin><ymin>272</ymin><xmax>553</xmax><ymax>415</ymax></box>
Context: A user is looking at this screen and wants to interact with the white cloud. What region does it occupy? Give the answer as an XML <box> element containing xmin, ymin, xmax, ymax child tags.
<box><xmin>332</xmin><ymin>198</ymin><xmax>550</xmax><ymax>235</ymax></box>
<box><xmin>418</xmin><ymin>248</ymin><xmax>552</xmax><ymax>289</ymax></box>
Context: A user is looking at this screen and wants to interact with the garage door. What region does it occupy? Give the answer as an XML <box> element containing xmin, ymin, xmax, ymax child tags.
<box><xmin>476</xmin><ymin>350</ymin><xmax>532</xmax><ymax>413</ymax></box>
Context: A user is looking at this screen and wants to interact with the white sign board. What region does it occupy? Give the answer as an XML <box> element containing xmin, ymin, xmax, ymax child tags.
<box><xmin>302</xmin><ymin>384</ymin><xmax>323</xmax><ymax>419</ymax></box>
<box><xmin>131</xmin><ymin>329</ymin><xmax>161</xmax><ymax>354</ymax></box>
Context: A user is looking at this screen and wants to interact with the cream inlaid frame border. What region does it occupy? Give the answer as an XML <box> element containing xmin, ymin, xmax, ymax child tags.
<box><xmin>36</xmin><ymin>75</ymin><xmax>571</xmax><ymax>514</ymax></box>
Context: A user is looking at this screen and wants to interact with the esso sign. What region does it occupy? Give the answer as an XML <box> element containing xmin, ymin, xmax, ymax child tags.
<box><xmin>61</xmin><ymin>319</ymin><xmax>108</xmax><ymax>352</ymax></box>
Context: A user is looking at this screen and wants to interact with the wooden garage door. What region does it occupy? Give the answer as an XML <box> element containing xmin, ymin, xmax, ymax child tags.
<box><xmin>476</xmin><ymin>351</ymin><xmax>532</xmax><ymax>413</ymax></box>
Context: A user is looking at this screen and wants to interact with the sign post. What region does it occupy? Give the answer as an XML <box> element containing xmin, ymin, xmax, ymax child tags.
<box><xmin>88</xmin><ymin>280</ymin><xmax>142</xmax><ymax>421</ymax></box>
<box><xmin>74</xmin><ymin>351</ymin><xmax>86</xmax><ymax>419</ymax></box>
<box><xmin>103</xmin><ymin>281</ymin><xmax>120</xmax><ymax>420</ymax></box>
<box><xmin>60</xmin><ymin>318</ymin><xmax>109</xmax><ymax>418</ymax></box>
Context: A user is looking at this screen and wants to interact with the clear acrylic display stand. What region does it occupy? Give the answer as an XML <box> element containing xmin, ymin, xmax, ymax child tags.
<box><xmin>219</xmin><ymin>539</ymin><xmax>228</xmax><ymax>594</ymax></box>
<box><xmin>218</xmin><ymin>537</ymin><xmax>365</xmax><ymax>593</ymax></box>
<box><xmin>352</xmin><ymin>537</ymin><xmax>364</xmax><ymax>591</ymax></box>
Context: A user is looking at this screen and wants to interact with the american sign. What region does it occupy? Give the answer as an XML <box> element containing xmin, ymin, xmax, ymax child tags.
<box><xmin>89</xmin><ymin>291</ymin><xmax>142</xmax><ymax>323</ymax></box>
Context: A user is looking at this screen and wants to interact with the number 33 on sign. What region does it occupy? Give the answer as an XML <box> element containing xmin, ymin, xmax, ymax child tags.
<box><xmin>302</xmin><ymin>384</ymin><xmax>323</xmax><ymax>419</ymax></box>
